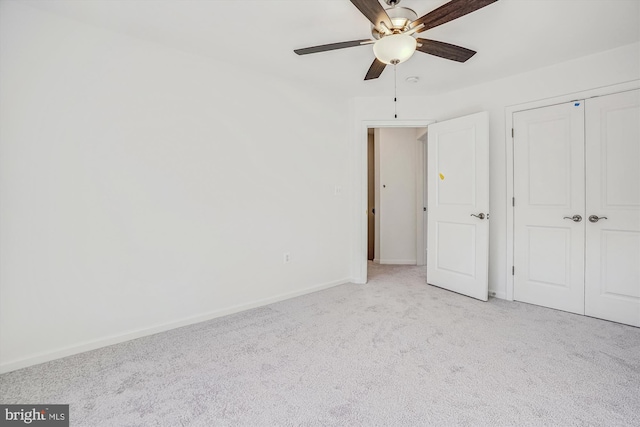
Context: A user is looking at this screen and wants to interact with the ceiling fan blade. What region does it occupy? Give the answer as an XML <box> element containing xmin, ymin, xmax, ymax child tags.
<box><xmin>294</xmin><ymin>39</ymin><xmax>372</xmax><ymax>55</ymax></box>
<box><xmin>413</xmin><ymin>0</ymin><xmax>498</xmax><ymax>33</ymax></box>
<box><xmin>350</xmin><ymin>0</ymin><xmax>393</xmax><ymax>31</ymax></box>
<box><xmin>365</xmin><ymin>58</ymin><xmax>386</xmax><ymax>80</ymax></box>
<box><xmin>416</xmin><ymin>39</ymin><xmax>476</xmax><ymax>62</ymax></box>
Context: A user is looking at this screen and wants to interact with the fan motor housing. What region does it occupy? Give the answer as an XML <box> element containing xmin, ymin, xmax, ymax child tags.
<box><xmin>371</xmin><ymin>7</ymin><xmax>418</xmax><ymax>39</ymax></box>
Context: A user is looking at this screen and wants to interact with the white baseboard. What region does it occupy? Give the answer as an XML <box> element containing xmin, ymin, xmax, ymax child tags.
<box><xmin>0</xmin><ymin>277</ymin><xmax>350</xmax><ymax>374</ymax></box>
<box><xmin>379</xmin><ymin>259</ymin><xmax>417</xmax><ymax>265</ymax></box>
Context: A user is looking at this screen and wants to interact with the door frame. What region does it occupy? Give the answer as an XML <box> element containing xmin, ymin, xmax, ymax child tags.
<box><xmin>354</xmin><ymin>119</ymin><xmax>436</xmax><ymax>284</ymax></box>
<box><xmin>505</xmin><ymin>80</ymin><xmax>639</xmax><ymax>301</ymax></box>
<box><xmin>417</xmin><ymin>129</ymin><xmax>429</xmax><ymax>267</ymax></box>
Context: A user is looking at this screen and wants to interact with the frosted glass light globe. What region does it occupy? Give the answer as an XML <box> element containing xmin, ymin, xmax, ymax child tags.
<box><xmin>373</xmin><ymin>34</ymin><xmax>417</xmax><ymax>65</ymax></box>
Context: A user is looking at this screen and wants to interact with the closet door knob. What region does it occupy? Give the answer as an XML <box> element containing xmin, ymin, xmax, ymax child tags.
<box><xmin>470</xmin><ymin>213</ymin><xmax>485</xmax><ymax>219</ymax></box>
<box><xmin>588</xmin><ymin>215</ymin><xmax>608</xmax><ymax>223</ymax></box>
<box><xmin>563</xmin><ymin>215</ymin><xmax>582</xmax><ymax>222</ymax></box>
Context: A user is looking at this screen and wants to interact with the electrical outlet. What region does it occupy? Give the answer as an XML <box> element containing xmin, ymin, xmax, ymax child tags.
<box><xmin>283</xmin><ymin>252</ymin><xmax>291</xmax><ymax>264</ymax></box>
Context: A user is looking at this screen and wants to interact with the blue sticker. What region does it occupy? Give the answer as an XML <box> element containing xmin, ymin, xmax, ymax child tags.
<box><xmin>574</xmin><ymin>102</ymin><xmax>580</xmax><ymax>106</ymax></box>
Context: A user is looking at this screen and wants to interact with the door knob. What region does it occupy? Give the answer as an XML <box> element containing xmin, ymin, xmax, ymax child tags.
<box><xmin>588</xmin><ymin>215</ymin><xmax>608</xmax><ymax>223</ymax></box>
<box><xmin>470</xmin><ymin>213</ymin><xmax>485</xmax><ymax>220</ymax></box>
<box><xmin>563</xmin><ymin>215</ymin><xmax>582</xmax><ymax>222</ymax></box>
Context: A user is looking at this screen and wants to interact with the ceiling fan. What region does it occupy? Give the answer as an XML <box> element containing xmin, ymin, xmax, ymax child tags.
<box><xmin>294</xmin><ymin>0</ymin><xmax>498</xmax><ymax>80</ymax></box>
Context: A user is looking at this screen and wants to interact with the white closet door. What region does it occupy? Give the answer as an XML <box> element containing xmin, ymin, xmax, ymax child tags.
<box><xmin>585</xmin><ymin>89</ymin><xmax>640</xmax><ymax>327</ymax></box>
<box><xmin>513</xmin><ymin>101</ymin><xmax>585</xmax><ymax>314</ymax></box>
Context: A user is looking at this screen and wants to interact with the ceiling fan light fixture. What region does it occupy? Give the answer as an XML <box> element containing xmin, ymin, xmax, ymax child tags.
<box><xmin>373</xmin><ymin>34</ymin><xmax>417</xmax><ymax>65</ymax></box>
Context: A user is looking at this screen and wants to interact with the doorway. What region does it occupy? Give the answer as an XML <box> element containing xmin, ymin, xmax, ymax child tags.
<box><xmin>354</xmin><ymin>120</ymin><xmax>434</xmax><ymax>284</ymax></box>
<box><xmin>355</xmin><ymin>113</ymin><xmax>491</xmax><ymax>303</ymax></box>
<box><xmin>367</xmin><ymin>127</ymin><xmax>427</xmax><ymax>267</ymax></box>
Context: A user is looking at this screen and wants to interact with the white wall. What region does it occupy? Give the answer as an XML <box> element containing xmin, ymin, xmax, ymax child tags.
<box><xmin>375</xmin><ymin>128</ymin><xmax>419</xmax><ymax>264</ymax></box>
<box><xmin>0</xmin><ymin>2</ymin><xmax>351</xmax><ymax>372</ymax></box>
<box><xmin>350</xmin><ymin>42</ymin><xmax>640</xmax><ymax>297</ymax></box>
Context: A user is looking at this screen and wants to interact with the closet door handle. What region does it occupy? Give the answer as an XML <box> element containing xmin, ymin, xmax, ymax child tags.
<box><xmin>563</xmin><ymin>215</ymin><xmax>582</xmax><ymax>222</ymax></box>
<box><xmin>588</xmin><ymin>215</ymin><xmax>608</xmax><ymax>223</ymax></box>
<box><xmin>470</xmin><ymin>213</ymin><xmax>485</xmax><ymax>219</ymax></box>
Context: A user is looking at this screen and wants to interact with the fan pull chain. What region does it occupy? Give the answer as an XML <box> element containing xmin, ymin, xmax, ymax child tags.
<box><xmin>392</xmin><ymin>59</ymin><xmax>399</xmax><ymax>119</ymax></box>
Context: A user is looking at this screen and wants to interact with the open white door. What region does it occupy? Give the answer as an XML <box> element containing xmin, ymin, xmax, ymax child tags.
<box><xmin>427</xmin><ymin>112</ymin><xmax>489</xmax><ymax>301</ymax></box>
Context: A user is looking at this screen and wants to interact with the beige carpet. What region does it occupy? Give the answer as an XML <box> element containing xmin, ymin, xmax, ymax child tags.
<box><xmin>1</xmin><ymin>263</ymin><xmax>639</xmax><ymax>426</ymax></box>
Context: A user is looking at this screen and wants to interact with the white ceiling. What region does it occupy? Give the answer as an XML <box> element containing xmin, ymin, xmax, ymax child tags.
<box><xmin>21</xmin><ymin>0</ymin><xmax>640</xmax><ymax>97</ymax></box>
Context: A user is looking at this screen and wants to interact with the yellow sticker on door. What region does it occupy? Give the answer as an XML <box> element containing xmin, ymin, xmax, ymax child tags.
<box><xmin>439</xmin><ymin>173</ymin><xmax>445</xmax><ymax>181</ymax></box>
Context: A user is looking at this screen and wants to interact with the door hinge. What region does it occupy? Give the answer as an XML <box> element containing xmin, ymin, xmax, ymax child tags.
<box><xmin>512</xmin><ymin>197</ymin><xmax>515</xmax><ymax>207</ymax></box>
<box><xmin>423</xmin><ymin>207</ymin><xmax>427</xmax><ymax>212</ymax></box>
<box><xmin>512</xmin><ymin>266</ymin><xmax>515</xmax><ymax>275</ymax></box>
<box><xmin>511</xmin><ymin>128</ymin><xmax>514</xmax><ymax>138</ymax></box>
